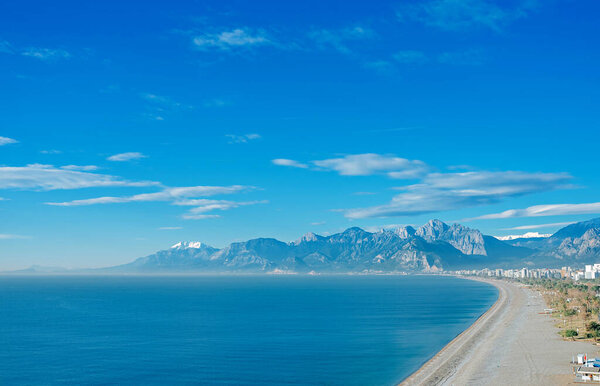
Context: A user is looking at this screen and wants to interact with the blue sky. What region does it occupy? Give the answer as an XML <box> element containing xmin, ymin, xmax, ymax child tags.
<box><xmin>1</xmin><ymin>0</ymin><xmax>599</xmax><ymax>269</ymax></box>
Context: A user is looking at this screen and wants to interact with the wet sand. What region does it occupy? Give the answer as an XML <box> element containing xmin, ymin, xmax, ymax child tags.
<box><xmin>401</xmin><ymin>278</ymin><xmax>598</xmax><ymax>385</ymax></box>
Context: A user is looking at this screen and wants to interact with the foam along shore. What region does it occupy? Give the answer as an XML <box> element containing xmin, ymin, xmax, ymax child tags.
<box><xmin>400</xmin><ymin>277</ymin><xmax>598</xmax><ymax>386</ymax></box>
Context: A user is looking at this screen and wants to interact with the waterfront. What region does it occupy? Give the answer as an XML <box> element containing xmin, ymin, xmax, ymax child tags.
<box><xmin>0</xmin><ymin>275</ymin><xmax>495</xmax><ymax>385</ymax></box>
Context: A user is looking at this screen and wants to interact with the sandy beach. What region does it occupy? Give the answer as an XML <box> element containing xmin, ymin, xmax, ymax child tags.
<box><xmin>401</xmin><ymin>278</ymin><xmax>599</xmax><ymax>385</ymax></box>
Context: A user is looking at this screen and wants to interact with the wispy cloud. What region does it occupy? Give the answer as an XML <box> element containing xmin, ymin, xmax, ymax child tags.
<box><xmin>140</xmin><ymin>93</ymin><xmax>189</xmax><ymax>109</ymax></box>
<box><xmin>40</xmin><ymin>149</ymin><xmax>62</xmax><ymax>154</ymax></box>
<box><xmin>0</xmin><ymin>136</ymin><xmax>18</xmax><ymax>146</ymax></box>
<box><xmin>0</xmin><ymin>234</ymin><xmax>30</xmax><ymax>240</ymax></box>
<box><xmin>273</xmin><ymin>154</ymin><xmax>428</xmax><ymax>178</ymax></box>
<box><xmin>140</xmin><ymin>93</ymin><xmax>192</xmax><ymax>120</ymax></box>
<box><xmin>0</xmin><ymin>164</ymin><xmax>157</xmax><ymax>190</ymax></box>
<box><xmin>22</xmin><ymin>47</ymin><xmax>71</xmax><ymax>61</ymax></box>
<box><xmin>309</xmin><ymin>25</ymin><xmax>374</xmax><ymax>54</ymax></box>
<box><xmin>107</xmin><ymin>152</ymin><xmax>147</xmax><ymax>162</ymax></box>
<box><xmin>313</xmin><ymin>154</ymin><xmax>428</xmax><ymax>178</ymax></box>
<box><xmin>343</xmin><ymin>170</ymin><xmax>573</xmax><ymax>219</ymax></box>
<box><xmin>0</xmin><ymin>40</ymin><xmax>72</xmax><ymax>61</ymax></box>
<box><xmin>501</xmin><ymin>222</ymin><xmax>575</xmax><ymax>231</ymax></box>
<box><xmin>272</xmin><ymin>159</ymin><xmax>309</xmax><ymax>169</ymax></box>
<box><xmin>60</xmin><ymin>165</ymin><xmax>99</xmax><ymax>171</ymax></box>
<box><xmin>226</xmin><ymin>133</ymin><xmax>261</xmax><ymax>144</ymax></box>
<box><xmin>158</xmin><ymin>226</ymin><xmax>183</xmax><ymax>230</ymax></box>
<box><xmin>193</xmin><ymin>28</ymin><xmax>272</xmax><ymax>51</ymax></box>
<box><xmin>397</xmin><ymin>0</ymin><xmax>539</xmax><ymax>32</ymax></box>
<box><xmin>47</xmin><ymin>185</ymin><xmax>253</xmax><ymax>206</ymax></box>
<box><xmin>180</xmin><ymin>199</ymin><xmax>268</xmax><ymax>220</ymax></box>
<box><xmin>46</xmin><ymin>185</ymin><xmax>262</xmax><ymax>220</ymax></box>
<box><xmin>204</xmin><ymin>98</ymin><xmax>229</xmax><ymax>108</ymax></box>
<box><xmin>471</xmin><ymin>202</ymin><xmax>600</xmax><ymax>220</ymax></box>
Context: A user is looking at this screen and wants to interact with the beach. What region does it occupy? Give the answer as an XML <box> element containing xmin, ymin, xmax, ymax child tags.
<box><xmin>401</xmin><ymin>278</ymin><xmax>598</xmax><ymax>385</ymax></box>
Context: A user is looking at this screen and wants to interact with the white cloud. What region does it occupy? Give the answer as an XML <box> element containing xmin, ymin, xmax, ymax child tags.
<box><xmin>40</xmin><ymin>149</ymin><xmax>62</xmax><ymax>154</ymax></box>
<box><xmin>140</xmin><ymin>93</ymin><xmax>192</xmax><ymax>120</ymax></box>
<box><xmin>272</xmin><ymin>158</ymin><xmax>309</xmax><ymax>169</ymax></box>
<box><xmin>472</xmin><ymin>202</ymin><xmax>600</xmax><ymax>220</ymax></box>
<box><xmin>107</xmin><ymin>152</ymin><xmax>147</xmax><ymax>162</ymax></box>
<box><xmin>47</xmin><ymin>185</ymin><xmax>253</xmax><ymax>206</ymax></box>
<box><xmin>22</xmin><ymin>47</ymin><xmax>71</xmax><ymax>60</ymax></box>
<box><xmin>204</xmin><ymin>98</ymin><xmax>228</xmax><ymax>108</ymax></box>
<box><xmin>47</xmin><ymin>185</ymin><xmax>263</xmax><ymax>220</ymax></box>
<box><xmin>274</xmin><ymin>154</ymin><xmax>428</xmax><ymax>177</ymax></box>
<box><xmin>343</xmin><ymin>171</ymin><xmax>572</xmax><ymax>219</ymax></box>
<box><xmin>181</xmin><ymin>214</ymin><xmax>222</xmax><ymax>220</ymax></box>
<box><xmin>226</xmin><ymin>133</ymin><xmax>261</xmax><ymax>144</ymax></box>
<box><xmin>61</xmin><ymin>165</ymin><xmax>99</xmax><ymax>171</ymax></box>
<box><xmin>0</xmin><ymin>164</ymin><xmax>157</xmax><ymax>190</ymax></box>
<box><xmin>141</xmin><ymin>93</ymin><xmax>190</xmax><ymax>109</ymax></box>
<box><xmin>313</xmin><ymin>153</ymin><xmax>428</xmax><ymax>178</ymax></box>
<box><xmin>181</xmin><ymin>199</ymin><xmax>267</xmax><ymax>220</ymax></box>
<box><xmin>193</xmin><ymin>28</ymin><xmax>271</xmax><ymax>50</ymax></box>
<box><xmin>309</xmin><ymin>26</ymin><xmax>374</xmax><ymax>54</ymax></box>
<box><xmin>0</xmin><ymin>136</ymin><xmax>18</xmax><ymax>146</ymax></box>
<box><xmin>502</xmin><ymin>222</ymin><xmax>575</xmax><ymax>231</ymax></box>
<box><xmin>0</xmin><ymin>234</ymin><xmax>30</xmax><ymax>240</ymax></box>
<box><xmin>398</xmin><ymin>0</ymin><xmax>538</xmax><ymax>32</ymax></box>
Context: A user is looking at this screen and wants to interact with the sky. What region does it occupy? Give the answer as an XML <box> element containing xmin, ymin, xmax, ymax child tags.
<box><xmin>1</xmin><ymin>0</ymin><xmax>599</xmax><ymax>270</ymax></box>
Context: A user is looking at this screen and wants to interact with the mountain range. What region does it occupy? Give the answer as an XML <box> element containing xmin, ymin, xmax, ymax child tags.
<box><xmin>106</xmin><ymin>217</ymin><xmax>600</xmax><ymax>273</ymax></box>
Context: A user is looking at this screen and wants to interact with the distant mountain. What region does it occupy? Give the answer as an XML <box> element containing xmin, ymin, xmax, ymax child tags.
<box><xmin>551</xmin><ymin>218</ymin><xmax>600</xmax><ymax>240</ymax></box>
<box><xmin>501</xmin><ymin>218</ymin><xmax>600</xmax><ymax>263</ymax></box>
<box><xmin>111</xmin><ymin>219</ymin><xmax>537</xmax><ymax>273</ymax></box>
<box><xmin>8</xmin><ymin>218</ymin><xmax>598</xmax><ymax>275</ymax></box>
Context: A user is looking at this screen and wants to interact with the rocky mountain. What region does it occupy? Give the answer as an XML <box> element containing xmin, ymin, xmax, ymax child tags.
<box><xmin>113</xmin><ymin>219</ymin><xmax>533</xmax><ymax>273</ymax></box>
<box><xmin>109</xmin><ymin>217</ymin><xmax>600</xmax><ymax>273</ymax></box>
<box><xmin>502</xmin><ymin>217</ymin><xmax>600</xmax><ymax>263</ymax></box>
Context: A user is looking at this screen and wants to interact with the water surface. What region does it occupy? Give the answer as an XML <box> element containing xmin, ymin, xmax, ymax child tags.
<box><xmin>0</xmin><ymin>275</ymin><xmax>497</xmax><ymax>385</ymax></box>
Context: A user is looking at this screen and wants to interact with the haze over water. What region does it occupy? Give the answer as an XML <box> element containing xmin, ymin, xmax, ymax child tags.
<box><xmin>0</xmin><ymin>275</ymin><xmax>496</xmax><ymax>385</ymax></box>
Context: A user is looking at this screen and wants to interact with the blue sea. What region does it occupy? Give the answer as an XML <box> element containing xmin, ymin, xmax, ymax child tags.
<box><xmin>0</xmin><ymin>275</ymin><xmax>497</xmax><ymax>385</ymax></box>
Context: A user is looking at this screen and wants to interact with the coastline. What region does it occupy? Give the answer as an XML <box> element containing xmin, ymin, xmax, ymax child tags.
<box><xmin>400</xmin><ymin>276</ymin><xmax>598</xmax><ymax>385</ymax></box>
<box><xmin>399</xmin><ymin>276</ymin><xmax>506</xmax><ymax>385</ymax></box>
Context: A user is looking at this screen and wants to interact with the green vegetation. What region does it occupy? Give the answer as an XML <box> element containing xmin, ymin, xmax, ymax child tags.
<box><xmin>564</xmin><ymin>329</ymin><xmax>578</xmax><ymax>338</ymax></box>
<box><xmin>507</xmin><ymin>277</ymin><xmax>600</xmax><ymax>341</ymax></box>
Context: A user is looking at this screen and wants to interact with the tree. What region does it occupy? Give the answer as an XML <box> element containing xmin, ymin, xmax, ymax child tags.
<box><xmin>587</xmin><ymin>321</ymin><xmax>600</xmax><ymax>331</ymax></box>
<box><xmin>564</xmin><ymin>329</ymin><xmax>578</xmax><ymax>338</ymax></box>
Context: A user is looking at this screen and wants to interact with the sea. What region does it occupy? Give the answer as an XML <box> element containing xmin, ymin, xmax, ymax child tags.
<box><xmin>0</xmin><ymin>275</ymin><xmax>497</xmax><ymax>385</ymax></box>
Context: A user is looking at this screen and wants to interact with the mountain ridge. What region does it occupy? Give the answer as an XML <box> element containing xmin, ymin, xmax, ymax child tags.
<box><xmin>9</xmin><ymin>218</ymin><xmax>600</xmax><ymax>274</ymax></box>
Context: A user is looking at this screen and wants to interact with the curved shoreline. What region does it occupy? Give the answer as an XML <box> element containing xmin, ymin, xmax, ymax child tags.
<box><xmin>399</xmin><ymin>276</ymin><xmax>506</xmax><ymax>386</ymax></box>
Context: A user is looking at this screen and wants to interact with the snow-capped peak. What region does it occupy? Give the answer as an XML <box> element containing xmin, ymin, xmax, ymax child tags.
<box><xmin>292</xmin><ymin>232</ymin><xmax>320</xmax><ymax>245</ymax></box>
<box><xmin>495</xmin><ymin>232</ymin><xmax>551</xmax><ymax>241</ymax></box>
<box><xmin>170</xmin><ymin>241</ymin><xmax>206</xmax><ymax>249</ymax></box>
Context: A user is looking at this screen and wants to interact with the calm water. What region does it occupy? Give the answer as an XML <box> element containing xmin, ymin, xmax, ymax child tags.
<box><xmin>0</xmin><ymin>275</ymin><xmax>497</xmax><ymax>385</ymax></box>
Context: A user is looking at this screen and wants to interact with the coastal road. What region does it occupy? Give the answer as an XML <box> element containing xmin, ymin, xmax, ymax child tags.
<box><xmin>401</xmin><ymin>278</ymin><xmax>598</xmax><ymax>386</ymax></box>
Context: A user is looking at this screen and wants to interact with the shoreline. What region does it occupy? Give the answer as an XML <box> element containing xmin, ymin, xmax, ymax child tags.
<box><xmin>400</xmin><ymin>276</ymin><xmax>599</xmax><ymax>385</ymax></box>
<box><xmin>399</xmin><ymin>276</ymin><xmax>506</xmax><ymax>385</ymax></box>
